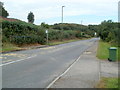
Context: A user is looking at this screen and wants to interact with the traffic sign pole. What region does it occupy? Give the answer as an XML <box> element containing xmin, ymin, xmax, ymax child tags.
<box><xmin>46</xmin><ymin>30</ymin><xmax>48</xmax><ymax>45</ymax></box>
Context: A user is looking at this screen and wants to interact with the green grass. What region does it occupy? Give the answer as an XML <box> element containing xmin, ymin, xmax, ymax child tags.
<box><xmin>1</xmin><ymin>42</ymin><xmax>21</xmax><ymax>52</ymax></box>
<box><xmin>48</xmin><ymin>38</ymin><xmax>88</xmax><ymax>46</ymax></box>
<box><xmin>1</xmin><ymin>38</ymin><xmax>89</xmax><ymax>52</ymax></box>
<box><xmin>97</xmin><ymin>77</ymin><xmax>119</xmax><ymax>88</ymax></box>
<box><xmin>97</xmin><ymin>40</ymin><xmax>111</xmax><ymax>60</ymax></box>
<box><xmin>97</xmin><ymin>40</ymin><xmax>120</xmax><ymax>61</ymax></box>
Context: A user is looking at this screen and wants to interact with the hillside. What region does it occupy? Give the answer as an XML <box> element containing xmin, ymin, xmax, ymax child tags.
<box><xmin>0</xmin><ymin>16</ymin><xmax>20</xmax><ymax>22</ymax></box>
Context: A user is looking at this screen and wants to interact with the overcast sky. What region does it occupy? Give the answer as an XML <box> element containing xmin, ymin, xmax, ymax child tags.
<box><xmin>1</xmin><ymin>0</ymin><xmax>119</xmax><ymax>25</ymax></box>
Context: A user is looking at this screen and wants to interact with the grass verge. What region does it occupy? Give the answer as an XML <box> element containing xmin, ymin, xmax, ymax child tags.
<box><xmin>1</xmin><ymin>42</ymin><xmax>21</xmax><ymax>52</ymax></box>
<box><xmin>1</xmin><ymin>38</ymin><xmax>90</xmax><ymax>52</ymax></box>
<box><xmin>97</xmin><ymin>40</ymin><xmax>120</xmax><ymax>61</ymax></box>
<box><xmin>97</xmin><ymin>77</ymin><xmax>119</xmax><ymax>88</ymax></box>
<box><xmin>48</xmin><ymin>38</ymin><xmax>88</xmax><ymax>46</ymax></box>
<box><xmin>97</xmin><ymin>40</ymin><xmax>111</xmax><ymax>60</ymax></box>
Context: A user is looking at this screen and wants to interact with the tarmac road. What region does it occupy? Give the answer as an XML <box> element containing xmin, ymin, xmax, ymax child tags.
<box><xmin>2</xmin><ymin>38</ymin><xmax>99</xmax><ymax>88</ymax></box>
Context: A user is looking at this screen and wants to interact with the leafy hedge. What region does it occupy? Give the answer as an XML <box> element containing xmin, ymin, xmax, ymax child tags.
<box><xmin>2</xmin><ymin>20</ymin><xmax>46</xmax><ymax>45</ymax></box>
<box><xmin>48</xmin><ymin>30</ymin><xmax>83</xmax><ymax>41</ymax></box>
<box><xmin>98</xmin><ymin>20</ymin><xmax>120</xmax><ymax>46</ymax></box>
<box><xmin>2</xmin><ymin>20</ymin><xmax>93</xmax><ymax>45</ymax></box>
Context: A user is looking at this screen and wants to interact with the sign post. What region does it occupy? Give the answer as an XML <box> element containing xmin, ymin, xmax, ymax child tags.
<box><xmin>46</xmin><ymin>30</ymin><xmax>48</xmax><ymax>45</ymax></box>
<box><xmin>94</xmin><ymin>32</ymin><xmax>97</xmax><ymax>37</ymax></box>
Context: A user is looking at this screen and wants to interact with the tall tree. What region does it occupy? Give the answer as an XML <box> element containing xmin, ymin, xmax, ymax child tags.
<box><xmin>0</xmin><ymin>2</ymin><xmax>9</xmax><ymax>18</ymax></box>
<box><xmin>27</xmin><ymin>12</ymin><xmax>34</xmax><ymax>24</ymax></box>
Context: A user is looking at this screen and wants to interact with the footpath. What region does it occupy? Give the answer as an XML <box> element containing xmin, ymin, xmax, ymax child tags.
<box><xmin>50</xmin><ymin>41</ymin><xmax>100</xmax><ymax>88</ymax></box>
<box><xmin>49</xmin><ymin>40</ymin><xmax>119</xmax><ymax>88</ymax></box>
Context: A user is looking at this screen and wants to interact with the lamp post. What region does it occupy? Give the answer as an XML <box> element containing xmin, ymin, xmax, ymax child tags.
<box><xmin>81</xmin><ymin>20</ymin><xmax>83</xmax><ymax>25</ymax></box>
<box><xmin>118</xmin><ymin>1</ymin><xmax>120</xmax><ymax>46</ymax></box>
<box><xmin>62</xmin><ymin>6</ymin><xmax>65</xmax><ymax>23</ymax></box>
<box><xmin>61</xmin><ymin>6</ymin><xmax>65</xmax><ymax>41</ymax></box>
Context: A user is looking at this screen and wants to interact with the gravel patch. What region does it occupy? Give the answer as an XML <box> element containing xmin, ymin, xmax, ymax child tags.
<box><xmin>100</xmin><ymin>60</ymin><xmax>119</xmax><ymax>78</ymax></box>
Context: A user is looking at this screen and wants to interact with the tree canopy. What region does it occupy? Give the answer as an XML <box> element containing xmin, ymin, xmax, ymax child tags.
<box><xmin>27</xmin><ymin>12</ymin><xmax>34</xmax><ymax>24</ymax></box>
<box><xmin>0</xmin><ymin>1</ymin><xmax>9</xmax><ymax>18</ymax></box>
<box><xmin>41</xmin><ymin>22</ymin><xmax>49</xmax><ymax>29</ymax></box>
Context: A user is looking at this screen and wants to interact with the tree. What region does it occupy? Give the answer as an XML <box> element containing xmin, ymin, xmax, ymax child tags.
<box><xmin>27</xmin><ymin>12</ymin><xmax>34</xmax><ymax>24</ymax></box>
<box><xmin>0</xmin><ymin>2</ymin><xmax>9</xmax><ymax>18</ymax></box>
<box><xmin>41</xmin><ymin>22</ymin><xmax>49</xmax><ymax>29</ymax></box>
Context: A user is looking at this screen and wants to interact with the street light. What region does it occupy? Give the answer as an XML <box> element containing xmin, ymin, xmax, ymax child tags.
<box><xmin>61</xmin><ymin>6</ymin><xmax>65</xmax><ymax>41</ymax></box>
<box><xmin>81</xmin><ymin>20</ymin><xmax>83</xmax><ymax>25</ymax></box>
<box><xmin>62</xmin><ymin>6</ymin><xmax>65</xmax><ymax>23</ymax></box>
<box><xmin>118</xmin><ymin>1</ymin><xmax>120</xmax><ymax>22</ymax></box>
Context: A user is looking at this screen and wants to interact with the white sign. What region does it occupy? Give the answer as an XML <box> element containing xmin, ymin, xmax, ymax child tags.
<box><xmin>46</xmin><ymin>30</ymin><xmax>48</xmax><ymax>33</ymax></box>
<box><xmin>95</xmin><ymin>32</ymin><xmax>97</xmax><ymax>36</ymax></box>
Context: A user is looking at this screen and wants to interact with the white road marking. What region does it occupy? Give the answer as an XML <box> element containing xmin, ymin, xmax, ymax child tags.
<box><xmin>46</xmin><ymin>55</ymin><xmax>81</xmax><ymax>89</ymax></box>
<box><xmin>46</xmin><ymin>40</ymin><xmax>99</xmax><ymax>88</ymax></box>
<box><xmin>0</xmin><ymin>57</ymin><xmax>7</xmax><ymax>59</ymax></box>
<box><xmin>0</xmin><ymin>55</ymin><xmax>37</xmax><ymax>67</ymax></box>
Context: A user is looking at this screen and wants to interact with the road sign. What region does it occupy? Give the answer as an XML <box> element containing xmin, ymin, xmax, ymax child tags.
<box><xmin>46</xmin><ymin>30</ymin><xmax>48</xmax><ymax>33</ymax></box>
<box><xmin>46</xmin><ymin>30</ymin><xmax>48</xmax><ymax>45</ymax></box>
<box><xmin>95</xmin><ymin>32</ymin><xmax>97</xmax><ymax>36</ymax></box>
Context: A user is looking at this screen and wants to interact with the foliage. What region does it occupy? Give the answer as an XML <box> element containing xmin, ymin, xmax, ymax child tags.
<box><xmin>2</xmin><ymin>18</ymin><xmax>97</xmax><ymax>46</ymax></box>
<box><xmin>97</xmin><ymin>77</ymin><xmax>119</xmax><ymax>88</ymax></box>
<box><xmin>41</xmin><ymin>22</ymin><xmax>49</xmax><ymax>29</ymax></box>
<box><xmin>2</xmin><ymin>19</ymin><xmax>93</xmax><ymax>46</ymax></box>
<box><xmin>51</xmin><ymin>23</ymin><xmax>96</xmax><ymax>37</ymax></box>
<box><xmin>0</xmin><ymin>2</ymin><xmax>9</xmax><ymax>18</ymax></box>
<box><xmin>98</xmin><ymin>20</ymin><xmax>119</xmax><ymax>46</ymax></box>
<box><xmin>27</xmin><ymin>12</ymin><xmax>34</xmax><ymax>24</ymax></box>
<box><xmin>51</xmin><ymin>23</ymin><xmax>87</xmax><ymax>31</ymax></box>
<box><xmin>2</xmin><ymin>20</ymin><xmax>46</xmax><ymax>45</ymax></box>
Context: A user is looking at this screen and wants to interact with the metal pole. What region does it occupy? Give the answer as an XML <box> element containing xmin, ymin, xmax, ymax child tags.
<box><xmin>61</xmin><ymin>6</ymin><xmax>65</xmax><ymax>41</ymax></box>
<box><xmin>81</xmin><ymin>20</ymin><xmax>83</xmax><ymax>25</ymax></box>
<box><xmin>62</xmin><ymin>6</ymin><xmax>65</xmax><ymax>23</ymax></box>
<box><xmin>118</xmin><ymin>1</ymin><xmax>120</xmax><ymax>47</ymax></box>
<box><xmin>46</xmin><ymin>30</ymin><xmax>48</xmax><ymax>45</ymax></box>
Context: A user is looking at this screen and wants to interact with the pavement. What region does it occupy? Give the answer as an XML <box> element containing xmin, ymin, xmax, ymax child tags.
<box><xmin>2</xmin><ymin>38</ymin><xmax>99</xmax><ymax>88</ymax></box>
<box><xmin>100</xmin><ymin>60</ymin><xmax>119</xmax><ymax>78</ymax></box>
<box><xmin>50</xmin><ymin>40</ymin><xmax>100</xmax><ymax>88</ymax></box>
<box><xmin>49</xmin><ymin>40</ymin><xmax>119</xmax><ymax>88</ymax></box>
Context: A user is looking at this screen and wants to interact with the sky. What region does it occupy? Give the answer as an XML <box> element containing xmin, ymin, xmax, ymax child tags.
<box><xmin>1</xmin><ymin>0</ymin><xmax>119</xmax><ymax>25</ymax></box>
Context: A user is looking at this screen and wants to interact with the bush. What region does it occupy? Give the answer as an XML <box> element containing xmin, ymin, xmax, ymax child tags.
<box><xmin>2</xmin><ymin>20</ymin><xmax>93</xmax><ymax>45</ymax></box>
<box><xmin>99</xmin><ymin>20</ymin><xmax>119</xmax><ymax>46</ymax></box>
<box><xmin>2</xmin><ymin>20</ymin><xmax>46</xmax><ymax>45</ymax></box>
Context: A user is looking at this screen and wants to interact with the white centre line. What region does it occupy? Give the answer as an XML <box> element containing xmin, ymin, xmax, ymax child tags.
<box><xmin>0</xmin><ymin>55</ymin><xmax>37</xmax><ymax>67</ymax></box>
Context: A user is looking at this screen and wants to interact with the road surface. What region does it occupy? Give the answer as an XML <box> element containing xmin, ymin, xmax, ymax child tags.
<box><xmin>2</xmin><ymin>38</ymin><xmax>98</xmax><ymax>88</ymax></box>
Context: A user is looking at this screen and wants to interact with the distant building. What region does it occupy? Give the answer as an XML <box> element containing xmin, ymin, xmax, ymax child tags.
<box><xmin>118</xmin><ymin>1</ymin><xmax>120</xmax><ymax>22</ymax></box>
